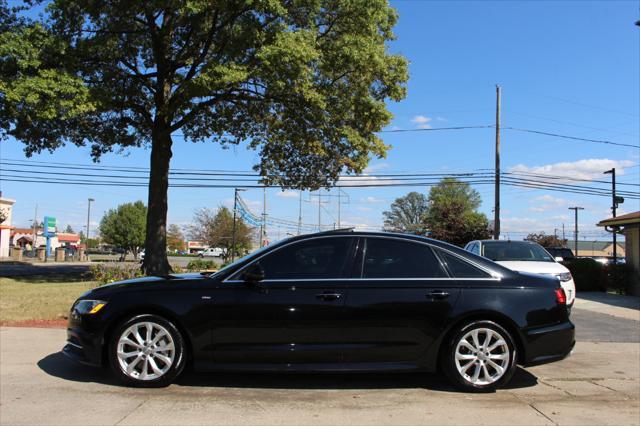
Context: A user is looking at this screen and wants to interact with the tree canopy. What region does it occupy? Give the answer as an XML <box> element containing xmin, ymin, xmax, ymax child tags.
<box><xmin>382</xmin><ymin>191</ymin><xmax>429</xmax><ymax>235</ymax></box>
<box><xmin>1</xmin><ymin>0</ymin><xmax>408</xmax><ymax>275</ymax></box>
<box><xmin>426</xmin><ymin>178</ymin><xmax>491</xmax><ymax>246</ymax></box>
<box><xmin>166</xmin><ymin>224</ymin><xmax>186</xmax><ymax>252</ymax></box>
<box><xmin>99</xmin><ymin>201</ymin><xmax>147</xmax><ymax>258</ymax></box>
<box><xmin>188</xmin><ymin>206</ymin><xmax>253</xmax><ymax>261</ymax></box>
<box><xmin>524</xmin><ymin>232</ymin><xmax>567</xmax><ymax>248</ymax></box>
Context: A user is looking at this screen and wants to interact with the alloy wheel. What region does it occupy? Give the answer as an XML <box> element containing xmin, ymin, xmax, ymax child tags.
<box><xmin>454</xmin><ymin>327</ymin><xmax>510</xmax><ymax>386</ymax></box>
<box><xmin>116</xmin><ymin>321</ymin><xmax>176</xmax><ymax>381</ymax></box>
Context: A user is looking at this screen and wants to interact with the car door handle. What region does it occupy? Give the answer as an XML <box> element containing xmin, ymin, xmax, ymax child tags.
<box><xmin>427</xmin><ymin>290</ymin><xmax>450</xmax><ymax>300</ymax></box>
<box><xmin>315</xmin><ymin>292</ymin><xmax>342</xmax><ymax>301</ymax></box>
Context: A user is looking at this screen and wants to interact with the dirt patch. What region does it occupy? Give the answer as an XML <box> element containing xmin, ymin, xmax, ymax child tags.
<box><xmin>0</xmin><ymin>319</ymin><xmax>67</xmax><ymax>328</ymax></box>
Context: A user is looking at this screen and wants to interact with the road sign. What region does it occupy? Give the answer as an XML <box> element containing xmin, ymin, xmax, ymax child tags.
<box><xmin>43</xmin><ymin>216</ymin><xmax>56</xmax><ymax>236</ymax></box>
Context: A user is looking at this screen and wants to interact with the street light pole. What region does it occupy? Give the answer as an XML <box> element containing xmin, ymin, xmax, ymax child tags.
<box><xmin>86</xmin><ymin>198</ymin><xmax>94</xmax><ymax>242</ymax></box>
<box><xmin>604</xmin><ymin>168</ymin><xmax>619</xmax><ymax>263</ymax></box>
<box><xmin>231</xmin><ymin>188</ymin><xmax>245</xmax><ymax>262</ymax></box>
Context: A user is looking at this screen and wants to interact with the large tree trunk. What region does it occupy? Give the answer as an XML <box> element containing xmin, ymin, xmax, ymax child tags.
<box><xmin>142</xmin><ymin>124</ymin><xmax>173</xmax><ymax>276</ymax></box>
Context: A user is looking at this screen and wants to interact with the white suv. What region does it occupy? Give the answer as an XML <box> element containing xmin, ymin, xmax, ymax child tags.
<box><xmin>199</xmin><ymin>247</ymin><xmax>224</xmax><ymax>258</ymax></box>
<box><xmin>464</xmin><ymin>240</ymin><xmax>576</xmax><ymax>306</ymax></box>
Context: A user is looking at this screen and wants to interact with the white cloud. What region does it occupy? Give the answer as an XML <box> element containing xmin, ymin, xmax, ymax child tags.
<box><xmin>411</xmin><ymin>115</ymin><xmax>432</xmax><ymax>129</ymax></box>
<box><xmin>528</xmin><ymin>195</ymin><xmax>571</xmax><ymax>212</ymax></box>
<box><xmin>360</xmin><ymin>196</ymin><xmax>385</xmax><ymax>204</ymax></box>
<box><xmin>510</xmin><ymin>158</ymin><xmax>635</xmax><ymax>181</ymax></box>
<box><xmin>356</xmin><ymin>206</ymin><xmax>373</xmax><ymax>212</ymax></box>
<box><xmin>363</xmin><ymin>162</ymin><xmax>389</xmax><ymax>173</ymax></box>
<box><xmin>275</xmin><ymin>190</ymin><xmax>299</xmax><ymax>199</ymax></box>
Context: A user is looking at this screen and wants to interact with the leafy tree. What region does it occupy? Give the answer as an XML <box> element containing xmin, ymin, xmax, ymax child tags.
<box><xmin>382</xmin><ymin>191</ymin><xmax>429</xmax><ymax>235</ymax></box>
<box><xmin>426</xmin><ymin>178</ymin><xmax>491</xmax><ymax>247</ymax></box>
<box><xmin>99</xmin><ymin>201</ymin><xmax>147</xmax><ymax>259</ymax></box>
<box><xmin>64</xmin><ymin>224</ymin><xmax>74</xmax><ymax>233</ymax></box>
<box><xmin>2</xmin><ymin>1</ymin><xmax>408</xmax><ymax>275</ymax></box>
<box><xmin>525</xmin><ymin>232</ymin><xmax>567</xmax><ymax>248</ymax></box>
<box><xmin>188</xmin><ymin>206</ymin><xmax>253</xmax><ymax>261</ymax></box>
<box><xmin>167</xmin><ymin>224</ymin><xmax>186</xmax><ymax>252</ymax></box>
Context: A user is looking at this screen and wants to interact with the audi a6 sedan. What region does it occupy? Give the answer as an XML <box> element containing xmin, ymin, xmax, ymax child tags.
<box><xmin>64</xmin><ymin>230</ymin><xmax>574</xmax><ymax>392</ymax></box>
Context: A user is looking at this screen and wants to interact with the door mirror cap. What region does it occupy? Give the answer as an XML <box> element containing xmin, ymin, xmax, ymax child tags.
<box><xmin>242</xmin><ymin>263</ymin><xmax>265</xmax><ymax>284</ymax></box>
<box><xmin>554</xmin><ymin>256</ymin><xmax>564</xmax><ymax>262</ymax></box>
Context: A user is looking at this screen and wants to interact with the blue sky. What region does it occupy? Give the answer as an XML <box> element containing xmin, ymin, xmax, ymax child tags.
<box><xmin>1</xmin><ymin>0</ymin><xmax>639</xmax><ymax>244</ymax></box>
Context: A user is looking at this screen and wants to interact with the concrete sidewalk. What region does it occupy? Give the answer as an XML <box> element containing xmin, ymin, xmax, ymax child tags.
<box><xmin>574</xmin><ymin>292</ymin><xmax>640</xmax><ymax>322</ymax></box>
<box><xmin>1</xmin><ymin>327</ymin><xmax>639</xmax><ymax>426</ymax></box>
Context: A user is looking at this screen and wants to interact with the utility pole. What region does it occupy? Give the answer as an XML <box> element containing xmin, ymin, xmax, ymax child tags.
<box><xmin>604</xmin><ymin>168</ymin><xmax>622</xmax><ymax>264</ymax></box>
<box><xmin>31</xmin><ymin>204</ymin><xmax>38</xmax><ymax>253</ymax></box>
<box><xmin>318</xmin><ymin>189</ymin><xmax>322</xmax><ymax>231</ymax></box>
<box><xmin>231</xmin><ymin>188</ymin><xmax>245</xmax><ymax>262</ymax></box>
<box><xmin>493</xmin><ymin>84</ymin><xmax>501</xmax><ymax>240</ymax></box>
<box><xmin>298</xmin><ymin>191</ymin><xmax>303</xmax><ymax>235</ymax></box>
<box><xmin>562</xmin><ymin>223</ymin><xmax>565</xmax><ymax>245</ymax></box>
<box><xmin>568</xmin><ymin>207</ymin><xmax>584</xmax><ymax>256</ymax></box>
<box><xmin>86</xmin><ymin>198</ymin><xmax>94</xmax><ymax>242</ymax></box>
<box><xmin>259</xmin><ymin>187</ymin><xmax>267</xmax><ymax>247</ymax></box>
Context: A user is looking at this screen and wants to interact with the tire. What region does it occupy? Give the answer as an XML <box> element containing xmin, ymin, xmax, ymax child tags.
<box><xmin>442</xmin><ymin>320</ymin><xmax>517</xmax><ymax>392</ymax></box>
<box><xmin>108</xmin><ymin>314</ymin><xmax>186</xmax><ymax>388</ymax></box>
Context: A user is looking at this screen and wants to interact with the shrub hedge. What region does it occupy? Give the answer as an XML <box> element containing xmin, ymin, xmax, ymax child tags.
<box><xmin>565</xmin><ymin>259</ymin><xmax>638</xmax><ymax>294</ymax></box>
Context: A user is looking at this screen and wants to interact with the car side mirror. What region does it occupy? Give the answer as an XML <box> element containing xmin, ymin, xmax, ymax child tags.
<box><xmin>555</xmin><ymin>257</ymin><xmax>564</xmax><ymax>262</ymax></box>
<box><xmin>242</xmin><ymin>263</ymin><xmax>265</xmax><ymax>284</ymax></box>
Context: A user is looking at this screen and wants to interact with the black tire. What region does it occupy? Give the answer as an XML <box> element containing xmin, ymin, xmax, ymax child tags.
<box><xmin>108</xmin><ymin>314</ymin><xmax>186</xmax><ymax>388</ymax></box>
<box><xmin>442</xmin><ymin>320</ymin><xmax>517</xmax><ymax>392</ymax></box>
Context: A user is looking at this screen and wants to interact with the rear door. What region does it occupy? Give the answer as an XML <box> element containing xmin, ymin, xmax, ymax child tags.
<box><xmin>341</xmin><ymin>237</ymin><xmax>461</xmax><ymax>365</ymax></box>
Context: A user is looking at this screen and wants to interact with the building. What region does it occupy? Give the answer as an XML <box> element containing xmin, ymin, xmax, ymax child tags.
<box><xmin>186</xmin><ymin>240</ymin><xmax>209</xmax><ymax>254</ymax></box>
<box><xmin>10</xmin><ymin>229</ymin><xmax>81</xmax><ymax>250</ymax></box>
<box><xmin>597</xmin><ymin>211</ymin><xmax>640</xmax><ymax>295</ymax></box>
<box><xmin>0</xmin><ymin>196</ymin><xmax>16</xmax><ymax>258</ymax></box>
<box><xmin>573</xmin><ymin>240</ymin><xmax>625</xmax><ymax>258</ymax></box>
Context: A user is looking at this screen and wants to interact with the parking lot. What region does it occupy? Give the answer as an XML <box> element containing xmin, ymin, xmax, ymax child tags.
<box><xmin>1</xmin><ymin>296</ymin><xmax>638</xmax><ymax>426</ymax></box>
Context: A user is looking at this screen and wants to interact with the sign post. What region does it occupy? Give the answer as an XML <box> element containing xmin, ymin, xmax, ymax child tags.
<box><xmin>43</xmin><ymin>216</ymin><xmax>56</xmax><ymax>259</ymax></box>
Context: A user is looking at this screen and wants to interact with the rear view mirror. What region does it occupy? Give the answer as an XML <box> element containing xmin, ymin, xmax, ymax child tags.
<box><xmin>242</xmin><ymin>263</ymin><xmax>265</xmax><ymax>284</ymax></box>
<box><xmin>555</xmin><ymin>257</ymin><xmax>564</xmax><ymax>262</ymax></box>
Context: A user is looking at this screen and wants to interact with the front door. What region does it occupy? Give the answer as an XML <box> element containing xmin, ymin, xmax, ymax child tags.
<box><xmin>208</xmin><ymin>236</ymin><xmax>357</xmax><ymax>367</ymax></box>
<box><xmin>341</xmin><ymin>237</ymin><xmax>461</xmax><ymax>366</ymax></box>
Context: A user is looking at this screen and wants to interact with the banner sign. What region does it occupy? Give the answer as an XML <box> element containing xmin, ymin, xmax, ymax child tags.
<box><xmin>43</xmin><ymin>216</ymin><xmax>56</xmax><ymax>237</ymax></box>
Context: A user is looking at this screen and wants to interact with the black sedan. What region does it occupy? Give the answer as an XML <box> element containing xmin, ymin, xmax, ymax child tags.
<box><xmin>64</xmin><ymin>230</ymin><xmax>574</xmax><ymax>392</ymax></box>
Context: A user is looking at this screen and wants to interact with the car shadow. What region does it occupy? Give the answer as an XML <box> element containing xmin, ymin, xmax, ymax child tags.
<box><xmin>577</xmin><ymin>292</ymin><xmax>640</xmax><ymax>311</ymax></box>
<box><xmin>38</xmin><ymin>352</ymin><xmax>538</xmax><ymax>392</ymax></box>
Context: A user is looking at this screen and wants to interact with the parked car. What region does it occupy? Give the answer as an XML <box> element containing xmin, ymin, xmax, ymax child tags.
<box><xmin>545</xmin><ymin>247</ymin><xmax>575</xmax><ymax>262</ymax></box>
<box><xmin>64</xmin><ymin>230</ymin><xmax>574</xmax><ymax>392</ymax></box>
<box><xmin>464</xmin><ymin>240</ymin><xmax>576</xmax><ymax>306</ymax></box>
<box><xmin>199</xmin><ymin>247</ymin><xmax>224</xmax><ymax>258</ymax></box>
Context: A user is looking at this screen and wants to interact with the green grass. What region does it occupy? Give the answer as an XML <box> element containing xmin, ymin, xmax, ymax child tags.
<box><xmin>0</xmin><ymin>277</ymin><xmax>98</xmax><ymax>323</ymax></box>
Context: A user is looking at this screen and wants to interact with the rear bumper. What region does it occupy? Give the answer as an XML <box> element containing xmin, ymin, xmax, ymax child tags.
<box><xmin>521</xmin><ymin>320</ymin><xmax>575</xmax><ymax>366</ymax></box>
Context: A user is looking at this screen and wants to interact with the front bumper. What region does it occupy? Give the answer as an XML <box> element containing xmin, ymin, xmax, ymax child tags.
<box><xmin>63</xmin><ymin>317</ymin><xmax>105</xmax><ymax>367</ymax></box>
<box><xmin>521</xmin><ymin>320</ymin><xmax>575</xmax><ymax>366</ymax></box>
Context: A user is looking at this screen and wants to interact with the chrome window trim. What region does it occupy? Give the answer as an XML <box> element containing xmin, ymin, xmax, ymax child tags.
<box><xmin>224</xmin><ymin>234</ymin><xmax>502</xmax><ymax>283</ymax></box>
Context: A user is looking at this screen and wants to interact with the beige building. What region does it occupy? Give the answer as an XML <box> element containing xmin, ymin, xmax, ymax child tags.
<box><xmin>597</xmin><ymin>211</ymin><xmax>640</xmax><ymax>295</ymax></box>
<box><xmin>574</xmin><ymin>240</ymin><xmax>625</xmax><ymax>257</ymax></box>
<box><xmin>0</xmin><ymin>195</ymin><xmax>16</xmax><ymax>258</ymax></box>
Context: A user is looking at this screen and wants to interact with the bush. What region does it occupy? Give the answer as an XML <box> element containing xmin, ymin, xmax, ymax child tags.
<box><xmin>89</xmin><ymin>263</ymin><xmax>144</xmax><ymax>285</ymax></box>
<box><xmin>604</xmin><ymin>263</ymin><xmax>638</xmax><ymax>295</ymax></box>
<box><xmin>565</xmin><ymin>258</ymin><xmax>607</xmax><ymax>292</ymax></box>
<box><xmin>186</xmin><ymin>259</ymin><xmax>217</xmax><ymax>272</ymax></box>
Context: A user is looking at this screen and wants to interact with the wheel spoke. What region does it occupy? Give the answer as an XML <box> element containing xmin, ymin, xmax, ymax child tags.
<box><xmin>139</xmin><ymin>358</ymin><xmax>149</xmax><ymax>380</ymax></box>
<box><xmin>126</xmin><ymin>355</ymin><xmax>142</xmax><ymax>374</ymax></box>
<box><xmin>118</xmin><ymin>350</ymin><xmax>139</xmax><ymax>359</ymax></box>
<box><xmin>481</xmin><ymin>363</ymin><xmax>492</xmax><ymax>382</ymax></box>
<box><xmin>470</xmin><ymin>363</ymin><xmax>481</xmax><ymax>382</ymax></box>
<box><xmin>148</xmin><ymin>357</ymin><xmax>164</xmax><ymax>376</ymax></box>
<box><xmin>133</xmin><ymin>327</ymin><xmax>145</xmax><ymax>346</ymax></box>
<box><xmin>146</xmin><ymin>323</ymin><xmax>153</xmax><ymax>343</ymax></box>
<box><xmin>154</xmin><ymin>342</ymin><xmax>175</xmax><ymax>353</ymax></box>
<box><xmin>488</xmin><ymin>339</ymin><xmax>506</xmax><ymax>352</ymax></box>
<box><xmin>121</xmin><ymin>337</ymin><xmax>142</xmax><ymax>349</ymax></box>
<box><xmin>154</xmin><ymin>352</ymin><xmax>172</xmax><ymax>366</ymax></box>
<box><xmin>488</xmin><ymin>352</ymin><xmax>509</xmax><ymax>361</ymax></box>
<box><xmin>471</xmin><ymin>330</ymin><xmax>481</xmax><ymax>350</ymax></box>
<box><xmin>487</xmin><ymin>359</ymin><xmax>505</xmax><ymax>375</ymax></box>
<box><xmin>456</xmin><ymin>353</ymin><xmax>476</xmax><ymax>361</ymax></box>
<box><xmin>460</xmin><ymin>360</ymin><xmax>475</xmax><ymax>373</ymax></box>
<box><xmin>481</xmin><ymin>330</ymin><xmax>492</xmax><ymax>350</ymax></box>
<box><xmin>459</xmin><ymin>340</ymin><xmax>475</xmax><ymax>352</ymax></box>
<box><xmin>151</xmin><ymin>330</ymin><xmax>167</xmax><ymax>345</ymax></box>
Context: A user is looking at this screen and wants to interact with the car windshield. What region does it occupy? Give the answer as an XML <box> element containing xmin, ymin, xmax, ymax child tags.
<box><xmin>482</xmin><ymin>242</ymin><xmax>555</xmax><ymax>262</ymax></box>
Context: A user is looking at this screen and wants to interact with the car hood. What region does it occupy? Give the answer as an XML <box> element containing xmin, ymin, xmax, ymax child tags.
<box><xmin>494</xmin><ymin>261</ymin><xmax>568</xmax><ymax>275</ymax></box>
<box><xmin>86</xmin><ymin>273</ymin><xmax>211</xmax><ymax>297</ymax></box>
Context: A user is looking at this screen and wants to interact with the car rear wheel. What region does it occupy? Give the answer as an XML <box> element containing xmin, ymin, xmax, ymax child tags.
<box><xmin>442</xmin><ymin>320</ymin><xmax>517</xmax><ymax>392</ymax></box>
<box><xmin>108</xmin><ymin>314</ymin><xmax>186</xmax><ymax>387</ymax></box>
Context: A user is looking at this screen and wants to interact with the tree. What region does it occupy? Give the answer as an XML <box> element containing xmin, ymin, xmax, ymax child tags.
<box><xmin>64</xmin><ymin>224</ymin><xmax>74</xmax><ymax>233</ymax></box>
<box><xmin>426</xmin><ymin>178</ymin><xmax>491</xmax><ymax>247</ymax></box>
<box><xmin>525</xmin><ymin>232</ymin><xmax>567</xmax><ymax>248</ymax></box>
<box><xmin>167</xmin><ymin>224</ymin><xmax>186</xmax><ymax>252</ymax></box>
<box><xmin>99</xmin><ymin>201</ymin><xmax>147</xmax><ymax>259</ymax></box>
<box><xmin>382</xmin><ymin>192</ymin><xmax>429</xmax><ymax>235</ymax></box>
<box><xmin>2</xmin><ymin>1</ymin><xmax>408</xmax><ymax>275</ymax></box>
<box><xmin>188</xmin><ymin>206</ymin><xmax>253</xmax><ymax>262</ymax></box>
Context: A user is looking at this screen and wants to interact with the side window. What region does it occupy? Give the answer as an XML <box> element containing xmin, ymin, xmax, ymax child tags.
<box><xmin>251</xmin><ymin>237</ymin><xmax>354</xmax><ymax>280</ymax></box>
<box><xmin>362</xmin><ymin>238</ymin><xmax>447</xmax><ymax>279</ymax></box>
<box><xmin>437</xmin><ymin>250</ymin><xmax>492</xmax><ymax>278</ymax></box>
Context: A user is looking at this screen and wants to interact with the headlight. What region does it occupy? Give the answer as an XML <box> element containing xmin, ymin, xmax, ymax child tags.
<box><xmin>556</xmin><ymin>272</ymin><xmax>572</xmax><ymax>282</ymax></box>
<box><xmin>73</xmin><ymin>300</ymin><xmax>107</xmax><ymax>315</ymax></box>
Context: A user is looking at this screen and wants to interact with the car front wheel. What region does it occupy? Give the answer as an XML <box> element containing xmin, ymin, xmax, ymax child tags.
<box><xmin>442</xmin><ymin>320</ymin><xmax>517</xmax><ymax>392</ymax></box>
<box><xmin>108</xmin><ymin>314</ymin><xmax>186</xmax><ymax>387</ymax></box>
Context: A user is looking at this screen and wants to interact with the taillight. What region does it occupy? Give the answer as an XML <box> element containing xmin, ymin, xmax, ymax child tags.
<box><xmin>555</xmin><ymin>288</ymin><xmax>567</xmax><ymax>305</ymax></box>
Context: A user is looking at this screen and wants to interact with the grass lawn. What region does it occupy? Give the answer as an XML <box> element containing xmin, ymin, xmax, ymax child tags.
<box><xmin>0</xmin><ymin>275</ymin><xmax>98</xmax><ymax>324</ymax></box>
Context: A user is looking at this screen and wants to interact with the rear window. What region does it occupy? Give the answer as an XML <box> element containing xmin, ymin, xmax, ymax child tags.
<box><xmin>437</xmin><ymin>250</ymin><xmax>493</xmax><ymax>279</ymax></box>
<box><xmin>362</xmin><ymin>238</ymin><xmax>447</xmax><ymax>279</ymax></box>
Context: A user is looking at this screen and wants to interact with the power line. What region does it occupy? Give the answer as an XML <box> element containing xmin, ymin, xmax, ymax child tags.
<box><xmin>503</xmin><ymin>127</ymin><xmax>639</xmax><ymax>148</ymax></box>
